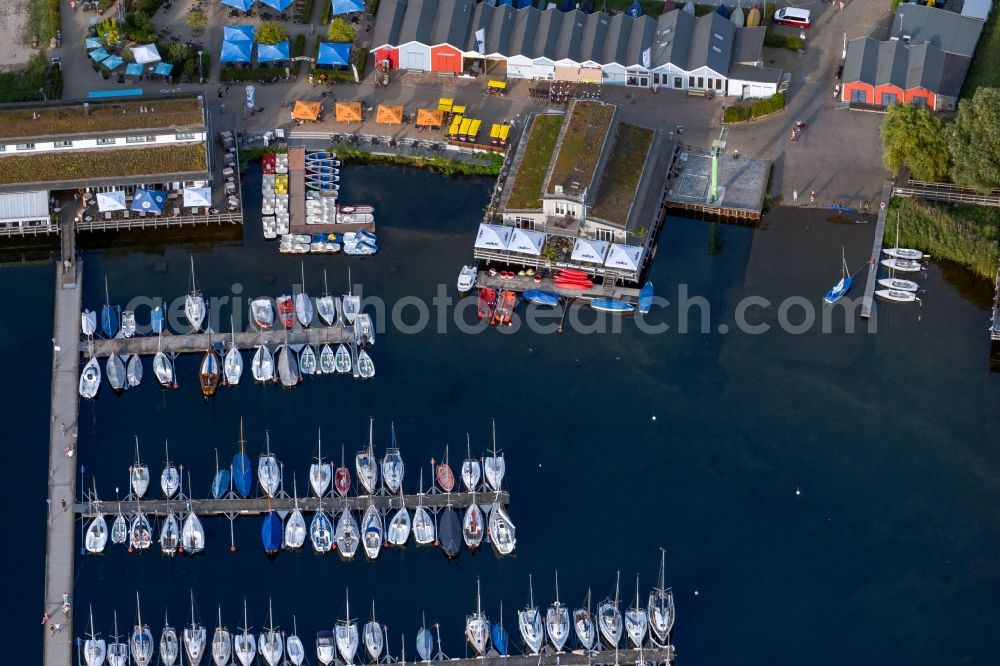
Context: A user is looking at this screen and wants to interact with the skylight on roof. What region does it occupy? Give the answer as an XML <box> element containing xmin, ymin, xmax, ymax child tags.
<box><xmin>712</xmin><ymin>45</ymin><xmax>722</xmax><ymax>53</ymax></box>
<box><xmin>714</xmin><ymin>33</ymin><xmax>723</xmax><ymax>41</ymax></box>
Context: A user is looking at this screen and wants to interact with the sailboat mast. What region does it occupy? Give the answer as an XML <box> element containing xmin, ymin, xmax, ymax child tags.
<box><xmin>476</xmin><ymin>577</ymin><xmax>482</xmax><ymax>615</ymax></box>
<box><xmin>555</xmin><ymin>570</ymin><xmax>560</xmax><ymax>605</ymax></box>
<box><xmin>529</xmin><ymin>574</ymin><xmax>534</xmax><ymax>609</ymax></box>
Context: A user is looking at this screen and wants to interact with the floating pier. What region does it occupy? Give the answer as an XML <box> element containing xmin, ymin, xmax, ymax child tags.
<box><xmin>408</xmin><ymin>647</ymin><xmax>675</xmax><ymax>666</ymax></box>
<box><xmin>79</xmin><ymin>325</ymin><xmax>356</xmax><ymax>357</ymax></box>
<box><xmin>476</xmin><ymin>274</ymin><xmax>641</xmax><ymax>303</ymax></box>
<box><xmin>861</xmin><ymin>181</ymin><xmax>894</xmax><ymax>319</ymax></box>
<box><xmin>76</xmin><ymin>490</ymin><xmax>508</xmax><ymax>518</ymax></box>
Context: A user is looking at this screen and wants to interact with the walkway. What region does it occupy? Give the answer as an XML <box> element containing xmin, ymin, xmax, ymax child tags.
<box><xmin>861</xmin><ymin>180</ymin><xmax>893</xmax><ymax>319</ymax></box>
<box><xmin>43</xmin><ymin>258</ymin><xmax>82</xmax><ymax>666</ymax></box>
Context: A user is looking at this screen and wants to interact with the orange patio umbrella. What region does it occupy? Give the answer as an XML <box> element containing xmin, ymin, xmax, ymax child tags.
<box><xmin>291</xmin><ymin>100</ymin><xmax>322</xmax><ymax>122</ymax></box>
<box><xmin>415</xmin><ymin>108</ymin><xmax>444</xmax><ymax>128</ymax></box>
<box><xmin>375</xmin><ymin>104</ymin><xmax>404</xmax><ymax>125</ymax></box>
<box><xmin>335</xmin><ymin>101</ymin><xmax>363</xmax><ymax>122</ymax></box>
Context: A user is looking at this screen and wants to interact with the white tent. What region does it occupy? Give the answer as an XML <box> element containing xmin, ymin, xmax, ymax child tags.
<box><xmin>96</xmin><ymin>190</ymin><xmax>127</xmax><ymax>212</ymax></box>
<box><xmin>474</xmin><ymin>223</ymin><xmax>513</xmax><ymax>251</ymax></box>
<box><xmin>604</xmin><ymin>243</ymin><xmax>644</xmax><ymax>272</ymax></box>
<box><xmin>571</xmin><ymin>237</ymin><xmax>609</xmax><ymax>263</ymax></box>
<box><xmin>507</xmin><ymin>228</ymin><xmax>545</xmax><ymax>255</ymax></box>
<box><xmin>131</xmin><ymin>43</ymin><xmax>161</xmax><ymax>64</ymax></box>
<box><xmin>183</xmin><ymin>187</ymin><xmax>212</xmax><ymax>208</ymax></box>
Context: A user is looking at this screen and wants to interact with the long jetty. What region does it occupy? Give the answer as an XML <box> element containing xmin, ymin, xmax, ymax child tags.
<box><xmin>44</xmin><ymin>245</ymin><xmax>81</xmax><ymax>666</ymax></box>
<box><xmin>412</xmin><ymin>647</ymin><xmax>675</xmax><ymax>666</ymax></box>
<box><xmin>861</xmin><ymin>180</ymin><xmax>894</xmax><ymax>319</ymax></box>
<box><xmin>76</xmin><ymin>490</ymin><xmax>508</xmax><ymax>517</ymax></box>
<box><xmin>80</xmin><ymin>325</ymin><xmax>355</xmax><ymax>356</ymax></box>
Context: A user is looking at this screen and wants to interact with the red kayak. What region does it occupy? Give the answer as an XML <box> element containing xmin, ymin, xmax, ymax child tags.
<box><xmin>555</xmin><ymin>275</ymin><xmax>594</xmax><ymax>285</ymax></box>
<box><xmin>558</xmin><ymin>269</ymin><xmax>589</xmax><ymax>279</ymax></box>
<box><xmin>554</xmin><ymin>281</ymin><xmax>592</xmax><ymax>291</ymax></box>
<box><xmin>276</xmin><ymin>295</ymin><xmax>295</xmax><ymax>329</ymax></box>
<box><xmin>334</xmin><ymin>466</ymin><xmax>351</xmax><ymax>496</ymax></box>
<box><xmin>478</xmin><ymin>287</ymin><xmax>498</xmax><ymax>320</ymax></box>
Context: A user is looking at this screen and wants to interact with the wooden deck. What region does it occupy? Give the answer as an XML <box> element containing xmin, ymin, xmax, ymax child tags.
<box><xmin>79</xmin><ymin>325</ymin><xmax>355</xmax><ymax>356</ymax></box>
<box><xmin>289</xmin><ymin>146</ymin><xmax>305</xmax><ymax>232</ymax></box>
<box><xmin>476</xmin><ymin>273</ymin><xmax>641</xmax><ymax>303</ymax></box>
<box><xmin>76</xmin><ymin>490</ymin><xmax>509</xmax><ymax>517</ymax></box>
<box><xmin>861</xmin><ymin>181</ymin><xmax>893</xmax><ymax>319</ymax></box>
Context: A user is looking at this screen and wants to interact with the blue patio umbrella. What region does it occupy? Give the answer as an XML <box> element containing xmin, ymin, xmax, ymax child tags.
<box><xmin>317</xmin><ymin>41</ymin><xmax>351</xmax><ymax>66</ymax></box>
<box><xmin>257</xmin><ymin>41</ymin><xmax>290</xmax><ymax>63</ymax></box>
<box><xmin>626</xmin><ymin>0</ymin><xmax>642</xmax><ymax>17</ymax></box>
<box><xmin>223</xmin><ymin>25</ymin><xmax>255</xmax><ymax>42</ymax></box>
<box><xmin>260</xmin><ymin>0</ymin><xmax>293</xmax><ymax>10</ymax></box>
<box><xmin>89</xmin><ymin>47</ymin><xmax>110</xmax><ymax>62</ymax></box>
<box><xmin>85</xmin><ymin>37</ymin><xmax>102</xmax><ymax>49</ymax></box>
<box><xmin>220</xmin><ymin>39</ymin><xmax>253</xmax><ymax>63</ymax></box>
<box><xmin>331</xmin><ymin>0</ymin><xmax>364</xmax><ymax>14</ymax></box>
<box><xmin>102</xmin><ymin>55</ymin><xmax>125</xmax><ymax>70</ymax></box>
<box><xmin>125</xmin><ymin>63</ymin><xmax>144</xmax><ymax>76</ymax></box>
<box><xmin>131</xmin><ymin>189</ymin><xmax>167</xmax><ymax>214</ymax></box>
<box><xmin>154</xmin><ymin>62</ymin><xmax>174</xmax><ymax>76</ymax></box>
<box><xmin>221</xmin><ymin>0</ymin><xmax>254</xmax><ymax>11</ymax></box>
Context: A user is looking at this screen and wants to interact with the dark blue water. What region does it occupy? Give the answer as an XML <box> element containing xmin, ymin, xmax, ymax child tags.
<box><xmin>4</xmin><ymin>166</ymin><xmax>999</xmax><ymax>664</ymax></box>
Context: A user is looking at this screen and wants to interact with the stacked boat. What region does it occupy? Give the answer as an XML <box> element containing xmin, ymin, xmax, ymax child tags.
<box><xmin>305</xmin><ymin>152</ymin><xmax>341</xmax><ymax>194</ymax></box>
<box><xmin>261</xmin><ymin>153</ymin><xmax>290</xmax><ymax>240</ymax></box>
<box><xmin>877</xmin><ymin>213</ymin><xmax>924</xmax><ymax>304</ymax></box>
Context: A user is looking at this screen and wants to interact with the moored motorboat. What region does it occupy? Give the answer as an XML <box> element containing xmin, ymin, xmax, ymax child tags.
<box><xmin>357</xmin><ymin>313</ymin><xmax>374</xmax><ymax>346</ymax></box>
<box><xmin>121</xmin><ymin>310</ymin><xmax>136</xmax><ymax>338</ymax></box>
<box><xmin>80</xmin><ymin>356</ymin><xmax>101</xmax><ymax>399</ymax></box>
<box><xmin>458</xmin><ymin>265</ymin><xmax>478</xmax><ymax>293</ymax></box>
<box><xmin>478</xmin><ymin>287</ymin><xmax>498</xmax><ymax>320</ymax></box>
<box><xmin>316</xmin><ymin>630</ymin><xmax>336</xmax><ymax>666</ymax></box>
<box><xmin>250</xmin><ymin>297</ymin><xmax>274</xmax><ymax>330</ymax></box>
<box><xmin>518</xmin><ymin>576</ymin><xmax>545</xmax><ymax>655</ymax></box>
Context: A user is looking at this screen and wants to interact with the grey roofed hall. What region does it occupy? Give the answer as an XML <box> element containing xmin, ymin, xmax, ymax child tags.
<box><xmin>396</xmin><ymin>0</ymin><xmax>437</xmax><ymax>46</ymax></box>
<box><xmin>578</xmin><ymin>11</ymin><xmax>610</xmax><ymax>64</ymax></box>
<box><xmin>727</xmin><ymin>63</ymin><xmax>784</xmax><ymax>84</ymax></box>
<box><xmin>429</xmin><ymin>0</ymin><xmax>475</xmax><ymax>49</ymax></box>
<box><xmin>891</xmin><ymin>4</ymin><xmax>983</xmax><ymax>56</ymax></box>
<box><xmin>843</xmin><ymin>36</ymin><xmax>949</xmax><ymax>94</ymax></box>
<box><xmin>686</xmin><ymin>10</ymin><xmax>735</xmax><ymax>75</ymax></box>
<box><xmin>506</xmin><ymin>6</ymin><xmax>539</xmax><ymax>58</ymax></box>
<box><xmin>651</xmin><ymin>10</ymin><xmax>695</xmax><ymax>70</ymax></box>
<box><xmin>555</xmin><ymin>9</ymin><xmax>588</xmax><ymax>63</ymax></box>
<box><xmin>732</xmin><ymin>26</ymin><xmax>765</xmax><ymax>65</ymax></box>
<box><xmin>371</xmin><ymin>0</ymin><xmax>408</xmax><ymax>49</ymax></box>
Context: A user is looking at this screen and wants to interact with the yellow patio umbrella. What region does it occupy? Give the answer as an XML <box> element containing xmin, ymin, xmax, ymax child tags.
<box><xmin>376</xmin><ymin>104</ymin><xmax>404</xmax><ymax>125</ymax></box>
<box><xmin>335</xmin><ymin>101</ymin><xmax>363</xmax><ymax>122</ymax></box>
<box><xmin>416</xmin><ymin>108</ymin><xmax>444</xmax><ymax>128</ymax></box>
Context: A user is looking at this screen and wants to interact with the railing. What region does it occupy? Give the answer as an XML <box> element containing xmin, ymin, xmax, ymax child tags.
<box><xmin>76</xmin><ymin>212</ymin><xmax>242</xmax><ymax>232</ymax></box>
<box><xmin>0</xmin><ymin>223</ymin><xmax>58</xmax><ymax>238</ymax></box>
<box><xmin>893</xmin><ymin>180</ymin><xmax>1000</xmax><ymax>207</ymax></box>
<box><xmin>472</xmin><ymin>247</ymin><xmax>639</xmax><ymax>281</ymax></box>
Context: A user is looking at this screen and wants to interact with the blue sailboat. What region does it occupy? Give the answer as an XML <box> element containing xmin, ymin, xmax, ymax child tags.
<box><xmin>590</xmin><ymin>298</ymin><xmax>636</xmax><ymax>313</ymax></box>
<box><xmin>823</xmin><ymin>246</ymin><xmax>853</xmax><ymax>304</ymax></box>
<box><xmin>231</xmin><ymin>421</ymin><xmax>253</xmax><ymax>498</ymax></box>
<box><xmin>638</xmin><ymin>281</ymin><xmax>654</xmax><ymax>314</ymax></box>
<box><xmin>261</xmin><ymin>511</ymin><xmax>283</xmax><ymax>554</ymax></box>
<box><xmin>523</xmin><ymin>290</ymin><xmax>560</xmax><ymax>306</ymax></box>
<box><xmin>150</xmin><ymin>305</ymin><xmax>164</xmax><ymax>334</ymax></box>
<box><xmin>491</xmin><ymin>604</ymin><xmax>509</xmax><ymax>656</ymax></box>
<box><xmin>101</xmin><ymin>277</ymin><xmax>120</xmax><ymax>338</ymax></box>
<box><xmin>212</xmin><ymin>449</ymin><xmax>230</xmax><ymax>500</ymax></box>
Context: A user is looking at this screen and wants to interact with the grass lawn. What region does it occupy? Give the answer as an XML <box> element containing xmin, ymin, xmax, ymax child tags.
<box><xmin>0</xmin><ymin>54</ymin><xmax>61</xmax><ymax>104</ymax></box>
<box><xmin>546</xmin><ymin>101</ymin><xmax>615</xmax><ymax>195</ymax></box>
<box><xmin>591</xmin><ymin>124</ymin><xmax>654</xmax><ymax>226</ymax></box>
<box><xmin>889</xmin><ymin>198</ymin><xmax>1000</xmax><ymax>280</ymax></box>
<box><xmin>30</xmin><ymin>0</ymin><xmax>59</xmax><ymax>43</ymax></box>
<box><xmin>0</xmin><ymin>144</ymin><xmax>208</xmax><ymax>186</ymax></box>
<box><xmin>0</xmin><ymin>99</ymin><xmax>203</xmax><ymax>139</ymax></box>
<box><xmin>506</xmin><ymin>115</ymin><xmax>563</xmax><ymax>210</ymax></box>
<box><xmin>961</xmin><ymin>7</ymin><xmax>1000</xmax><ymax>96</ymax></box>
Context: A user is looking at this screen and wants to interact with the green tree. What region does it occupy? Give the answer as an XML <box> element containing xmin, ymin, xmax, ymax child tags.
<box><xmin>257</xmin><ymin>20</ymin><xmax>288</xmax><ymax>45</ymax></box>
<box><xmin>328</xmin><ymin>17</ymin><xmax>355</xmax><ymax>43</ymax></box>
<box><xmin>97</xmin><ymin>17</ymin><xmax>121</xmax><ymax>46</ymax></box>
<box><xmin>880</xmin><ymin>102</ymin><xmax>949</xmax><ymax>182</ymax></box>
<box><xmin>945</xmin><ymin>87</ymin><xmax>1000</xmax><ymax>194</ymax></box>
<box><xmin>185</xmin><ymin>10</ymin><xmax>208</xmax><ymax>29</ymax></box>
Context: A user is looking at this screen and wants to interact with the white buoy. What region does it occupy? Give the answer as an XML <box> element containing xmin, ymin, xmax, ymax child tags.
<box><xmin>795</xmin><ymin>487</ymin><xmax>801</xmax><ymax>496</ymax></box>
<box><xmin>652</xmin><ymin>415</ymin><xmax>657</xmax><ymax>421</ymax></box>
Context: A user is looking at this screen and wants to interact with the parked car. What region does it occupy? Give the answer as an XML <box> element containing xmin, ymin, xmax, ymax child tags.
<box><xmin>773</xmin><ymin>7</ymin><xmax>811</xmax><ymax>28</ymax></box>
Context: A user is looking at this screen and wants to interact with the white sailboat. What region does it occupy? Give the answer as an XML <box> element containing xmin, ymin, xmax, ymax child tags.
<box><xmin>153</xmin><ymin>330</ymin><xmax>175</xmax><ymax>389</ymax></box>
<box><xmin>876</xmin><ymin>288</ymin><xmax>920</xmax><ymax>303</ymax></box>
<box><xmin>111</xmin><ymin>503</ymin><xmax>128</xmax><ymax>545</ymax></box>
<box><xmin>126</xmin><ymin>354</ymin><xmax>142</xmax><ymax>388</ymax></box>
<box><xmin>465</xmin><ymin>578</ymin><xmax>489</xmax><ymax>656</ymax></box>
<box><xmin>357</xmin><ymin>349</ymin><xmax>375</xmax><ymax>379</ymax></box>
<box><xmin>160</xmin><ymin>511</ymin><xmax>180</xmax><ymax>556</ymax></box>
<box><xmin>106</xmin><ymin>352</ymin><xmax>127</xmax><ymax>393</ymax></box>
<box><xmin>648</xmin><ymin>549</ymin><xmax>675</xmax><ymax>647</ymax></box>
<box><xmin>361</xmin><ymin>501</ymin><xmax>384</xmax><ymax>560</ymax></box>
<box><xmin>224</xmin><ymin>318</ymin><xmax>242</xmax><ymax>386</ymax></box>
<box><xmin>624</xmin><ymin>575</ymin><xmax>648</xmax><ymax>648</ymax></box>
<box><xmin>285</xmin><ymin>478</ymin><xmax>307</xmax><ymax>550</ymax></box>
<box><xmin>108</xmin><ymin>611</ymin><xmax>128</xmax><ymax>666</ymax></box>
<box><xmin>461</xmin><ymin>435</ymin><xmax>481</xmax><ymax>491</ymax></box>
<box><xmin>252</xmin><ymin>337</ymin><xmax>274</xmax><ymax>383</ymax></box>
<box><xmin>412</xmin><ymin>470</ymin><xmax>435</xmax><ymax>546</ymax></box>
<box><xmin>131</xmin><ymin>437</ymin><xmax>150</xmax><ymax>498</ymax></box>
<box><xmin>130</xmin><ymin>502</ymin><xmax>153</xmax><ymax>551</ymax></box>
<box><xmin>364</xmin><ymin>602</ymin><xmax>384</xmax><ymax>663</ymax></box>
<box><xmin>131</xmin><ymin>593</ymin><xmax>154</xmax><ymax>666</ymax></box>
<box><xmin>299</xmin><ymin>344</ymin><xmax>318</xmax><ymax>376</ymax></box>
<box><xmin>311</xmin><ymin>494</ymin><xmax>334</xmax><ymax>554</ymax></box>
<box><xmin>382</xmin><ymin>423</ymin><xmax>404</xmax><ymax>493</ymax></box>
<box><xmin>416</xmin><ymin>614</ymin><xmax>433</xmax><ymax>662</ymax></box>
<box><xmin>161</xmin><ymin>440</ymin><xmax>180</xmax><ymax>499</ymax></box>
<box><xmin>488</xmin><ymin>496</ymin><xmax>516</xmax><ymax>556</ymax></box>
<box><xmin>234</xmin><ymin>601</ymin><xmax>257</xmax><ymax>666</ymax></box>
<box><xmin>342</xmin><ymin>268</ymin><xmax>360</xmax><ymax>324</ymax></box>
<box><xmin>186</xmin><ymin>257</ymin><xmax>207</xmax><ymax>332</ymax></box>
<box><xmin>211</xmin><ymin>607</ymin><xmax>231</xmax><ymax>666</ymax></box>
<box><xmin>573</xmin><ymin>589</ymin><xmax>596</xmax><ymax>652</ymax></box>
<box><xmin>335</xmin><ymin>506</ymin><xmax>360</xmax><ymax>559</ymax></box>
<box><xmin>81</xmin><ymin>309</ymin><xmax>97</xmax><ymax>338</ymax></box>
<box><xmin>881</xmin><ymin>212</ymin><xmax>925</xmax><ymax>273</ymax></box>
<box><xmin>259</xmin><ymin>599</ymin><xmax>284</xmax><ymax>666</ymax></box>
<box><xmin>79</xmin><ymin>356</ymin><xmax>101</xmax><ymax>399</ymax></box>
<box><xmin>84</xmin><ymin>605</ymin><xmax>107</xmax><ymax>666</ymax></box>
<box><xmin>296</xmin><ymin>263</ymin><xmax>314</xmax><ymax>328</ymax></box>
<box><xmin>85</xmin><ymin>511</ymin><xmax>108</xmax><ymax>554</ymax></box>
<box><xmin>484</xmin><ymin>421</ymin><xmax>505</xmax><ymax>491</ymax></box>
<box><xmin>182</xmin><ymin>501</ymin><xmax>205</xmax><ymax>554</ymax></box>
<box><xmin>184</xmin><ymin>591</ymin><xmax>207</xmax><ymax>666</ymax></box>
<box><xmin>387</xmin><ymin>485</ymin><xmax>411</xmax><ymax>546</ymax></box>
<box><xmin>317</xmin><ymin>270</ymin><xmax>337</xmax><ymax>326</ymax></box>
<box><xmin>546</xmin><ymin>571</ymin><xmax>570</xmax><ymax>652</ymax></box>
<box><xmin>463</xmin><ymin>491</ymin><xmax>484</xmax><ymax>550</ymax></box>
<box><xmin>161</xmin><ymin>611</ymin><xmax>180</xmax><ymax>666</ymax></box>
<box><xmin>518</xmin><ymin>575</ymin><xmax>545</xmax><ymax>655</ymax></box>
<box><xmin>597</xmin><ymin>572</ymin><xmax>623</xmax><ymax>649</ymax></box>
<box><xmin>286</xmin><ymin>617</ymin><xmax>305</xmax><ymax>666</ymax></box>
<box><xmin>357</xmin><ymin>313</ymin><xmax>374</xmax><ymax>346</ymax></box>
<box><xmin>258</xmin><ymin>432</ymin><xmax>281</xmax><ymax>499</ymax></box>
<box><xmin>335</xmin><ymin>344</ymin><xmax>352</xmax><ymax>374</ymax></box>
<box><xmin>310</xmin><ymin>430</ymin><xmax>332</xmax><ymax>497</ymax></box>
<box><xmin>335</xmin><ymin>591</ymin><xmax>359</xmax><ymax>664</ymax></box>
<box><xmin>319</xmin><ymin>344</ymin><xmax>336</xmax><ymax>374</ymax></box>
<box><xmin>356</xmin><ymin>419</ymin><xmax>378</xmax><ymax>495</ymax></box>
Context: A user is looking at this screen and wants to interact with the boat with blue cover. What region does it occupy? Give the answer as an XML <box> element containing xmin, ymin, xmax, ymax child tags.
<box><xmin>638</xmin><ymin>281</ymin><xmax>654</xmax><ymax>314</ymax></box>
<box><xmin>823</xmin><ymin>247</ymin><xmax>853</xmax><ymax>304</ymax></box>
<box><xmin>232</xmin><ymin>422</ymin><xmax>253</xmax><ymax>497</ymax></box>
<box><xmin>523</xmin><ymin>290</ymin><xmax>559</xmax><ymax>306</ymax></box>
<box><xmin>261</xmin><ymin>511</ymin><xmax>283</xmax><ymax>554</ymax></box>
<box><xmin>151</xmin><ymin>305</ymin><xmax>164</xmax><ymax>333</ymax></box>
<box><xmin>491</xmin><ymin>608</ymin><xmax>509</xmax><ymax>656</ymax></box>
<box><xmin>591</xmin><ymin>298</ymin><xmax>636</xmax><ymax>313</ymax></box>
<box><xmin>211</xmin><ymin>449</ymin><xmax>230</xmax><ymax>500</ymax></box>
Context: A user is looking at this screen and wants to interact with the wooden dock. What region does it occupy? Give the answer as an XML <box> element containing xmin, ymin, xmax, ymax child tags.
<box><xmin>476</xmin><ymin>273</ymin><xmax>640</xmax><ymax>303</ymax></box>
<box><xmin>861</xmin><ymin>181</ymin><xmax>894</xmax><ymax>319</ymax></box>
<box><xmin>406</xmin><ymin>646</ymin><xmax>675</xmax><ymax>666</ymax></box>
<box><xmin>79</xmin><ymin>325</ymin><xmax>356</xmax><ymax>357</ymax></box>
<box><xmin>76</xmin><ymin>490</ymin><xmax>508</xmax><ymax>517</ymax></box>
<box><xmin>44</xmin><ymin>260</ymin><xmax>82</xmax><ymax>666</ymax></box>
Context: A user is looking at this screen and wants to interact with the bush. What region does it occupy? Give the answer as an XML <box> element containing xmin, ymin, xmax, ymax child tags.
<box><xmin>0</xmin><ymin>54</ymin><xmax>62</xmax><ymax>102</ymax></box>
<box><xmin>300</xmin><ymin>0</ymin><xmax>316</xmax><ymax>23</ymax></box>
<box><xmin>185</xmin><ymin>10</ymin><xmax>208</xmax><ymax>29</ymax></box>
<box><xmin>764</xmin><ymin>30</ymin><xmax>805</xmax><ymax>51</ymax></box>
<box><xmin>355</xmin><ymin>48</ymin><xmax>368</xmax><ymax>77</ymax></box>
<box><xmin>328</xmin><ymin>17</ymin><xmax>355</xmax><ymax>42</ymax></box>
<box><xmin>257</xmin><ymin>20</ymin><xmax>288</xmax><ymax>45</ymax></box>
<box><xmin>311</xmin><ymin>67</ymin><xmax>356</xmax><ymax>83</ymax></box>
<box><xmin>750</xmin><ymin>92</ymin><xmax>785</xmax><ymax>118</ymax></box>
<box><xmin>97</xmin><ymin>17</ymin><xmax>121</xmax><ymax>46</ymax></box>
<box><xmin>320</xmin><ymin>0</ymin><xmax>332</xmax><ymax>24</ymax></box>
<box><xmin>723</xmin><ymin>105</ymin><xmax>750</xmax><ymax>123</ymax></box>
<box><xmin>220</xmin><ymin>66</ymin><xmax>287</xmax><ymax>83</ymax></box>
<box><xmin>123</xmin><ymin>12</ymin><xmax>157</xmax><ymax>43</ymax></box>
<box><xmin>291</xmin><ymin>34</ymin><xmax>307</xmax><ymax>76</ymax></box>
<box><xmin>888</xmin><ymin>198</ymin><xmax>1000</xmax><ymax>280</ymax></box>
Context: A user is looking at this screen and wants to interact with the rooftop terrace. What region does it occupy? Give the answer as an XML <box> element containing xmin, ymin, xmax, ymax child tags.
<box><xmin>0</xmin><ymin>98</ymin><xmax>204</xmax><ymax>140</ymax></box>
<box><xmin>591</xmin><ymin>124</ymin><xmax>655</xmax><ymax>228</ymax></box>
<box><xmin>544</xmin><ymin>101</ymin><xmax>616</xmax><ymax>199</ymax></box>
